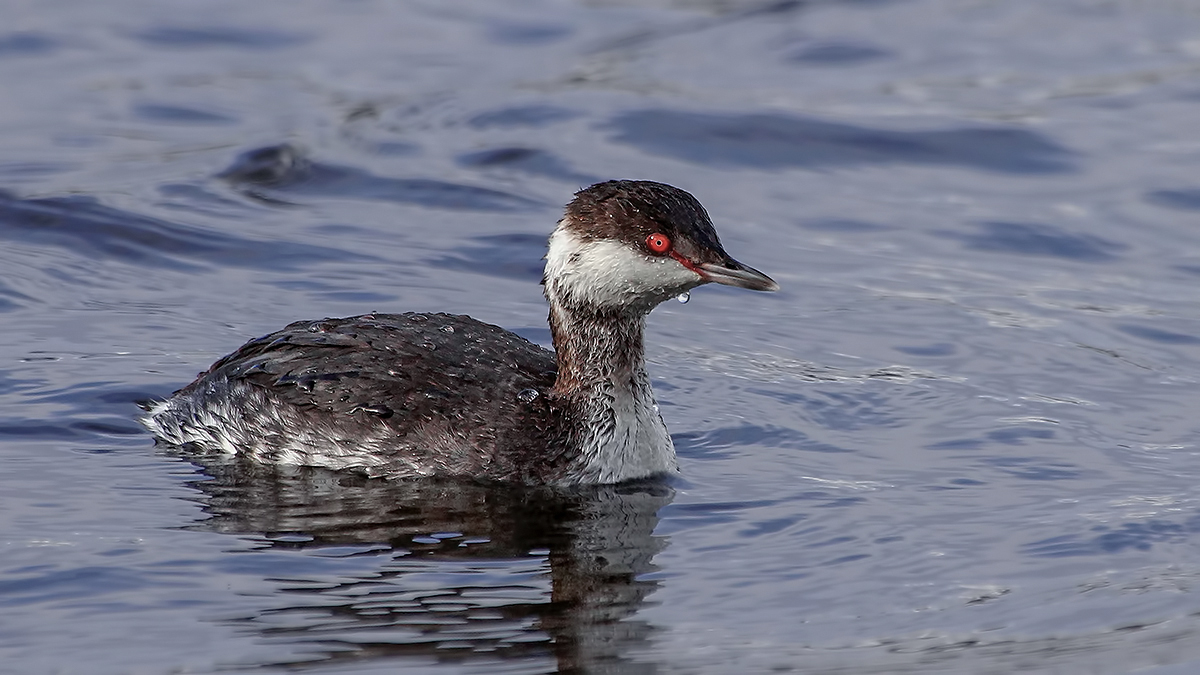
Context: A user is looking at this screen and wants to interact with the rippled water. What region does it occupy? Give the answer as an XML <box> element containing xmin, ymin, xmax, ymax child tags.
<box><xmin>4</xmin><ymin>1</ymin><xmax>1200</xmax><ymax>673</ymax></box>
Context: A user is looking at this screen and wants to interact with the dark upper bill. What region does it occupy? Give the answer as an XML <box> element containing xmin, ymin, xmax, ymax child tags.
<box><xmin>696</xmin><ymin>259</ymin><xmax>779</xmax><ymax>292</ymax></box>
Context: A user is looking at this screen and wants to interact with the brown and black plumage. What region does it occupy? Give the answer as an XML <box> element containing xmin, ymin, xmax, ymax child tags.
<box><xmin>142</xmin><ymin>180</ymin><xmax>778</xmax><ymax>485</ymax></box>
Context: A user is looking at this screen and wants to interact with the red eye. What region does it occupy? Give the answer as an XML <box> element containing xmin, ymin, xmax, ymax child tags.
<box><xmin>646</xmin><ymin>233</ymin><xmax>671</xmax><ymax>254</ymax></box>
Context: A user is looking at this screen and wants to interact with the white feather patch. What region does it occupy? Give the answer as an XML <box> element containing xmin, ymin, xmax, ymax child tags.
<box><xmin>545</xmin><ymin>223</ymin><xmax>701</xmax><ymax>311</ymax></box>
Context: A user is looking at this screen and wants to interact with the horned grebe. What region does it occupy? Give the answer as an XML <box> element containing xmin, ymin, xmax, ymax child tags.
<box><xmin>141</xmin><ymin>180</ymin><xmax>778</xmax><ymax>485</ymax></box>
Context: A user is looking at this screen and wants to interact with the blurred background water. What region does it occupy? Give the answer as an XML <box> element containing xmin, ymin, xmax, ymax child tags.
<box><xmin>3</xmin><ymin>0</ymin><xmax>1200</xmax><ymax>673</ymax></box>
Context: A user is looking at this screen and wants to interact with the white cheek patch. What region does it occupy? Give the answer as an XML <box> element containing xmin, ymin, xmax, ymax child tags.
<box><xmin>546</xmin><ymin>225</ymin><xmax>701</xmax><ymax>310</ymax></box>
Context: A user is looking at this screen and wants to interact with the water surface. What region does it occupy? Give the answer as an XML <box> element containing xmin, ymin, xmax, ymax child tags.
<box><xmin>4</xmin><ymin>1</ymin><xmax>1200</xmax><ymax>673</ymax></box>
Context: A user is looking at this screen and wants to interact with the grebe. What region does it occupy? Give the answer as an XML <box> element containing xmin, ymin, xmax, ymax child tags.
<box><xmin>141</xmin><ymin>180</ymin><xmax>778</xmax><ymax>485</ymax></box>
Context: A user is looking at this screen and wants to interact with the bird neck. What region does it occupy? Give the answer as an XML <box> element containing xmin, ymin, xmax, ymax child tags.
<box><xmin>548</xmin><ymin>302</ymin><xmax>648</xmax><ymax>397</ymax></box>
<box><xmin>546</xmin><ymin>299</ymin><xmax>677</xmax><ymax>484</ymax></box>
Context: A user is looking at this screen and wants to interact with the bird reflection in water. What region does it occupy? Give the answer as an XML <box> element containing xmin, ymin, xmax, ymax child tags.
<box><xmin>180</xmin><ymin>454</ymin><xmax>673</xmax><ymax>672</ymax></box>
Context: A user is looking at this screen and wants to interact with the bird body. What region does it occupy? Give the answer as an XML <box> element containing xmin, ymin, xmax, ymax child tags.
<box><xmin>142</xmin><ymin>180</ymin><xmax>777</xmax><ymax>485</ymax></box>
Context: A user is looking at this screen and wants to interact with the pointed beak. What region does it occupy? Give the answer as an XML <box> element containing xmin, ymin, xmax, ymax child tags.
<box><xmin>696</xmin><ymin>258</ymin><xmax>779</xmax><ymax>292</ymax></box>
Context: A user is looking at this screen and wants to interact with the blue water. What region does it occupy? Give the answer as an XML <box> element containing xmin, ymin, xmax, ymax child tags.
<box><xmin>4</xmin><ymin>1</ymin><xmax>1200</xmax><ymax>673</ymax></box>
